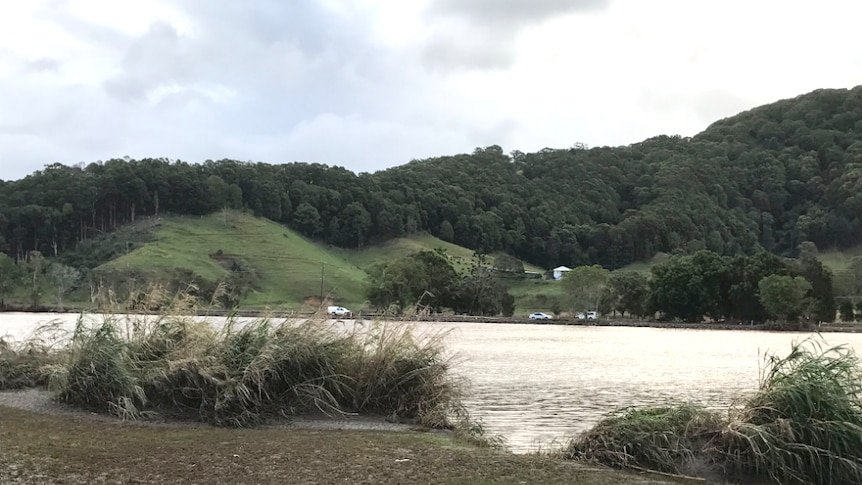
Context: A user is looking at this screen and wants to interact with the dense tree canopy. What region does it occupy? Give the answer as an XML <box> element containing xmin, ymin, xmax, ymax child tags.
<box><xmin>2</xmin><ymin>86</ymin><xmax>862</xmax><ymax>275</ymax></box>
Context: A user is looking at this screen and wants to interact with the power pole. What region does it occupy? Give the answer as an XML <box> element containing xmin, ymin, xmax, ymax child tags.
<box><xmin>320</xmin><ymin>262</ymin><xmax>325</xmax><ymax>301</ymax></box>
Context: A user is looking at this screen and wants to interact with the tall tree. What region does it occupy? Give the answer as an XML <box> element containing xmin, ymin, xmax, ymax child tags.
<box><xmin>0</xmin><ymin>253</ymin><xmax>20</xmax><ymax>309</ymax></box>
<box><xmin>758</xmin><ymin>275</ymin><xmax>812</xmax><ymax>321</ymax></box>
<box><xmin>49</xmin><ymin>263</ymin><xmax>82</xmax><ymax>308</ymax></box>
<box><xmin>562</xmin><ymin>265</ymin><xmax>610</xmax><ymax>314</ymax></box>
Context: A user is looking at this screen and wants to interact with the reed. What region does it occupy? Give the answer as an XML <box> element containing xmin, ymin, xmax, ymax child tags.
<box><xmin>567</xmin><ymin>339</ymin><xmax>862</xmax><ymax>484</ymax></box>
<box><xmin>723</xmin><ymin>340</ymin><xmax>862</xmax><ymax>485</ymax></box>
<box><xmin>565</xmin><ymin>404</ymin><xmax>724</xmax><ymax>476</ymax></box>
<box><xmin>343</xmin><ymin>322</ymin><xmax>464</xmax><ymax>428</ymax></box>
<box><xmin>19</xmin><ymin>306</ymin><xmax>465</xmax><ymax>430</ymax></box>
<box><xmin>0</xmin><ymin>321</ymin><xmax>69</xmax><ymax>390</ymax></box>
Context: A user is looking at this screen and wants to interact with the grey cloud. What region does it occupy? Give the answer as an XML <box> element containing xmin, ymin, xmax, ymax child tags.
<box><xmin>428</xmin><ymin>0</ymin><xmax>611</xmax><ymax>28</ymax></box>
<box><xmin>26</xmin><ymin>58</ymin><xmax>61</xmax><ymax>72</ymax></box>
<box><xmin>421</xmin><ymin>0</ymin><xmax>612</xmax><ymax>71</ymax></box>
<box><xmin>1</xmin><ymin>0</ymin><xmax>442</xmax><ymax>180</ymax></box>
<box><xmin>422</xmin><ymin>35</ymin><xmax>514</xmax><ymax>71</ymax></box>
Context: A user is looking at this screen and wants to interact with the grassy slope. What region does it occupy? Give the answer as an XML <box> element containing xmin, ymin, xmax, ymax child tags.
<box><xmin>819</xmin><ymin>245</ymin><xmax>862</xmax><ymax>274</ymax></box>
<box><xmin>94</xmin><ymin>214</ymin><xmax>542</xmax><ymax>312</ymax></box>
<box><xmin>343</xmin><ymin>233</ymin><xmax>543</xmax><ymax>275</ymax></box>
<box><xmin>98</xmin><ymin>212</ymin><xmax>368</xmax><ymax>310</ymax></box>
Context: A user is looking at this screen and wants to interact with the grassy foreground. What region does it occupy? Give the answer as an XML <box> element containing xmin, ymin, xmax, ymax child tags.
<box><xmin>568</xmin><ymin>340</ymin><xmax>862</xmax><ymax>484</ymax></box>
<box><xmin>0</xmin><ymin>405</ymin><xmax>704</xmax><ymax>485</ymax></box>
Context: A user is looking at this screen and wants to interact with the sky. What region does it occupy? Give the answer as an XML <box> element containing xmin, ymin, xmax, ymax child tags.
<box><xmin>1</xmin><ymin>0</ymin><xmax>861</xmax><ymax>181</ymax></box>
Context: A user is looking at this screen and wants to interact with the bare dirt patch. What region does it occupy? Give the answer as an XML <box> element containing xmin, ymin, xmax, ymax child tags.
<box><xmin>0</xmin><ymin>400</ymin><xmax>708</xmax><ymax>484</ymax></box>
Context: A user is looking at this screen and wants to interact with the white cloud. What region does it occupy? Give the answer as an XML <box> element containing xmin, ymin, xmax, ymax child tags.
<box><xmin>1</xmin><ymin>0</ymin><xmax>861</xmax><ymax>180</ymax></box>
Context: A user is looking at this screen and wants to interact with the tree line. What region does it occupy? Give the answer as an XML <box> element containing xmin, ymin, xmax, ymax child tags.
<box><xmin>2</xmin><ymin>86</ymin><xmax>862</xmax><ymax>274</ymax></box>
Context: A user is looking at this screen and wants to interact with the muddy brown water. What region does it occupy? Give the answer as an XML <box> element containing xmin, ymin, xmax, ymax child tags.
<box><xmin>4</xmin><ymin>312</ymin><xmax>862</xmax><ymax>453</ymax></box>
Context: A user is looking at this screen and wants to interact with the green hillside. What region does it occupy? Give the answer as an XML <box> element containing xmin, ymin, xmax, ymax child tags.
<box><xmin>99</xmin><ymin>212</ymin><xmax>368</xmax><ymax>310</ymax></box>
<box><xmin>342</xmin><ymin>234</ymin><xmax>542</xmax><ymax>275</ymax></box>
<box><xmin>95</xmin><ymin>213</ymin><xmax>547</xmax><ymax>313</ymax></box>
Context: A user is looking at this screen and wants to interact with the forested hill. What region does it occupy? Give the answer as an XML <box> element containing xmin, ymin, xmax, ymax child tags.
<box><xmin>2</xmin><ymin>86</ymin><xmax>862</xmax><ymax>270</ymax></box>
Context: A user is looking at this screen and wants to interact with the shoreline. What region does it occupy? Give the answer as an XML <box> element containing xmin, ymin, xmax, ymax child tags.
<box><xmin>3</xmin><ymin>306</ymin><xmax>859</xmax><ymax>333</ymax></box>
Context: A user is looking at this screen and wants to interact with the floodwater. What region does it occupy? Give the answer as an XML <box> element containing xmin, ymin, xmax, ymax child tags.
<box><xmin>4</xmin><ymin>313</ymin><xmax>862</xmax><ymax>453</ymax></box>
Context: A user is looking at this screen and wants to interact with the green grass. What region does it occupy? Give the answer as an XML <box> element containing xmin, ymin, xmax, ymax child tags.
<box><xmin>818</xmin><ymin>244</ymin><xmax>862</xmax><ymax>274</ymax></box>
<box><xmin>508</xmin><ymin>279</ymin><xmax>568</xmax><ymax>316</ymax></box>
<box><xmin>27</xmin><ymin>212</ymin><xmax>547</xmax><ymax>313</ymax></box>
<box><xmin>98</xmin><ymin>212</ymin><xmax>369</xmax><ymax>310</ymax></box>
<box><xmin>342</xmin><ymin>233</ymin><xmax>543</xmax><ymax>275</ymax></box>
<box><xmin>617</xmin><ymin>252</ymin><xmax>670</xmax><ymax>274</ymax></box>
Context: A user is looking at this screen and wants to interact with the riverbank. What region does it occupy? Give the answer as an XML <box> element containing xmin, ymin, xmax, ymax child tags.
<box><xmin>0</xmin><ymin>402</ymin><xmax>706</xmax><ymax>485</ymax></box>
<box><xmin>5</xmin><ymin>307</ymin><xmax>858</xmax><ymax>333</ymax></box>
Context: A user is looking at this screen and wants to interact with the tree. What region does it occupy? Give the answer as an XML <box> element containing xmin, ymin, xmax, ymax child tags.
<box><xmin>25</xmin><ymin>251</ymin><xmax>46</xmax><ymax>309</ymax></box>
<box><xmin>438</xmin><ymin>220</ymin><xmax>454</xmax><ymax>243</ymax></box>
<box><xmin>493</xmin><ymin>254</ymin><xmax>524</xmax><ymax>274</ymax></box>
<box><xmin>606</xmin><ymin>271</ymin><xmax>648</xmax><ymax>317</ymax></box>
<box><xmin>562</xmin><ymin>265</ymin><xmax>610</xmax><ymax>314</ymax></box>
<box><xmin>647</xmin><ymin>251</ymin><xmax>731</xmax><ymax>322</ymax></box>
<box><xmin>793</xmin><ymin>255</ymin><xmax>836</xmax><ymax>322</ymax></box>
<box><xmin>726</xmin><ymin>252</ymin><xmax>789</xmax><ymax>322</ymax></box>
<box><xmin>758</xmin><ymin>275</ymin><xmax>812</xmax><ymax>321</ymax></box>
<box><xmin>292</xmin><ymin>202</ymin><xmax>323</xmax><ymax>236</ymax></box>
<box><xmin>365</xmin><ymin>250</ymin><xmax>460</xmax><ymax>313</ymax></box>
<box><xmin>0</xmin><ymin>253</ymin><xmax>21</xmax><ymax>309</ymax></box>
<box><xmin>49</xmin><ymin>263</ymin><xmax>82</xmax><ymax>308</ymax></box>
<box><xmin>450</xmin><ymin>252</ymin><xmax>515</xmax><ymax>316</ymax></box>
<box><xmin>838</xmin><ymin>299</ymin><xmax>856</xmax><ymax>322</ymax></box>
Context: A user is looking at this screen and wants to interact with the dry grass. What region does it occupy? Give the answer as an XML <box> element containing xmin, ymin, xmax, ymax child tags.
<box><xmin>41</xmin><ymin>312</ymin><xmax>465</xmax><ymax>430</ymax></box>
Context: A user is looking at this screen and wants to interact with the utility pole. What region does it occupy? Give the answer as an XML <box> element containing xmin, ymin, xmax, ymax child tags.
<box><xmin>320</xmin><ymin>261</ymin><xmax>325</xmax><ymax>301</ymax></box>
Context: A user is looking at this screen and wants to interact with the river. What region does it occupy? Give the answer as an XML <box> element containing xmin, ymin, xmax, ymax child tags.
<box><xmin>4</xmin><ymin>313</ymin><xmax>862</xmax><ymax>453</ymax></box>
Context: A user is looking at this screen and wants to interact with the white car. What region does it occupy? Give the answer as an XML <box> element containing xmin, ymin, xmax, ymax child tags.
<box><xmin>529</xmin><ymin>312</ymin><xmax>553</xmax><ymax>320</ymax></box>
<box><xmin>577</xmin><ymin>311</ymin><xmax>598</xmax><ymax>320</ymax></box>
<box><xmin>327</xmin><ymin>306</ymin><xmax>352</xmax><ymax>318</ymax></box>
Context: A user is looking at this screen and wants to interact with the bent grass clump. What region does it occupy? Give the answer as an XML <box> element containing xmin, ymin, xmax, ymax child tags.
<box><xmin>5</xmin><ymin>306</ymin><xmax>465</xmax><ymax>430</ymax></box>
<box><xmin>568</xmin><ymin>339</ymin><xmax>862</xmax><ymax>484</ymax></box>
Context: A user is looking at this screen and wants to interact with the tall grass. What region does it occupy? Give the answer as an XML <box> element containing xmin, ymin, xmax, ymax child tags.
<box><xmin>568</xmin><ymin>339</ymin><xmax>862</xmax><ymax>484</ymax></box>
<box><xmin>565</xmin><ymin>405</ymin><xmax>724</xmax><ymax>477</ymax></box>
<box><xmin>24</xmin><ymin>308</ymin><xmax>464</xmax><ymax>429</ymax></box>
<box><xmin>0</xmin><ymin>321</ymin><xmax>68</xmax><ymax>390</ymax></box>
<box><xmin>723</xmin><ymin>341</ymin><xmax>862</xmax><ymax>485</ymax></box>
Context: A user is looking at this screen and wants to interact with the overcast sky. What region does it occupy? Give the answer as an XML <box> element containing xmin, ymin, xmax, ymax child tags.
<box><xmin>1</xmin><ymin>0</ymin><xmax>860</xmax><ymax>181</ymax></box>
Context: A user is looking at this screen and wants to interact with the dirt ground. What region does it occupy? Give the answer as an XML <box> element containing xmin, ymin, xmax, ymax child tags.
<box><xmin>0</xmin><ymin>393</ymin><xmax>710</xmax><ymax>484</ymax></box>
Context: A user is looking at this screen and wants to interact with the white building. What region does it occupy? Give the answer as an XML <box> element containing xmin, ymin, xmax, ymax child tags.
<box><xmin>552</xmin><ymin>266</ymin><xmax>572</xmax><ymax>280</ymax></box>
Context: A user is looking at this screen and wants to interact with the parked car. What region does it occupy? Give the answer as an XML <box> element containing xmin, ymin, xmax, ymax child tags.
<box><xmin>529</xmin><ymin>312</ymin><xmax>553</xmax><ymax>320</ymax></box>
<box><xmin>577</xmin><ymin>311</ymin><xmax>598</xmax><ymax>320</ymax></box>
<box><xmin>327</xmin><ymin>306</ymin><xmax>352</xmax><ymax>318</ymax></box>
